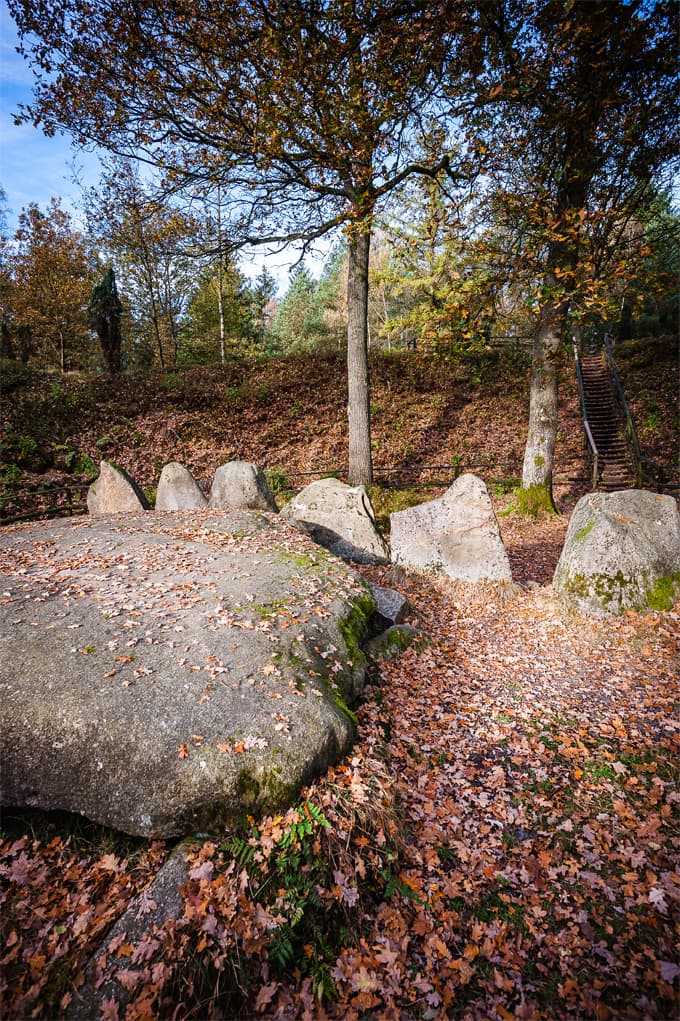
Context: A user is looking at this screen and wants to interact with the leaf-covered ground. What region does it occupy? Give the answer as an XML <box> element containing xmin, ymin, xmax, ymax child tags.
<box><xmin>1</xmin><ymin>336</ymin><xmax>678</xmax><ymax>1016</ymax></box>
<box><xmin>2</xmin><ymin>510</ymin><xmax>678</xmax><ymax>1020</ymax></box>
<box><xmin>2</xmin><ymin>334</ymin><xmax>677</xmax><ymax>522</ymax></box>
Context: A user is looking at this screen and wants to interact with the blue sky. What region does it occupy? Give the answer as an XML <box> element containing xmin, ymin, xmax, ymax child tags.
<box><xmin>0</xmin><ymin>6</ymin><xmax>322</xmax><ymax>288</ymax></box>
<box><xmin>0</xmin><ymin>5</ymin><xmax>104</xmax><ymax>231</ymax></box>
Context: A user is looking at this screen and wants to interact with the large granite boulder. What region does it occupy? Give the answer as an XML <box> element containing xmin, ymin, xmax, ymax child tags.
<box><xmin>553</xmin><ymin>489</ymin><xmax>680</xmax><ymax>615</ymax></box>
<box><xmin>281</xmin><ymin>478</ymin><xmax>389</xmax><ymax>565</ymax></box>
<box><xmin>87</xmin><ymin>460</ymin><xmax>149</xmax><ymax>515</ymax></box>
<box><xmin>208</xmin><ymin>460</ymin><xmax>278</xmax><ymax>513</ymax></box>
<box><xmin>0</xmin><ymin>511</ymin><xmax>375</xmax><ymax>837</ymax></box>
<box><xmin>390</xmin><ymin>473</ymin><xmax>511</xmax><ymax>581</ymax></box>
<box><xmin>156</xmin><ymin>462</ymin><xmax>208</xmax><ymax>511</ymax></box>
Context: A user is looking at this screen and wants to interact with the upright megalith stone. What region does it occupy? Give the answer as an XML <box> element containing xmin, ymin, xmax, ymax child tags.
<box><xmin>87</xmin><ymin>460</ymin><xmax>149</xmax><ymax>515</ymax></box>
<box><xmin>209</xmin><ymin>460</ymin><xmax>278</xmax><ymax>512</ymax></box>
<box><xmin>281</xmin><ymin>477</ymin><xmax>389</xmax><ymax>565</ymax></box>
<box><xmin>156</xmin><ymin>461</ymin><xmax>208</xmax><ymax>511</ymax></box>
<box><xmin>390</xmin><ymin>473</ymin><xmax>511</xmax><ymax>581</ymax></box>
<box><xmin>65</xmin><ymin>847</ymin><xmax>190</xmax><ymax>1020</ymax></box>
<box><xmin>553</xmin><ymin>489</ymin><xmax>680</xmax><ymax>615</ymax></box>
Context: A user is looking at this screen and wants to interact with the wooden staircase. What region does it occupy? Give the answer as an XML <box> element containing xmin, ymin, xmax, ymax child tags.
<box><xmin>580</xmin><ymin>353</ymin><xmax>636</xmax><ymax>490</ymax></box>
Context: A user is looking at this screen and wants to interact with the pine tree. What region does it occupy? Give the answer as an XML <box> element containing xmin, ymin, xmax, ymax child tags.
<box><xmin>88</xmin><ymin>267</ymin><xmax>122</xmax><ymax>374</ymax></box>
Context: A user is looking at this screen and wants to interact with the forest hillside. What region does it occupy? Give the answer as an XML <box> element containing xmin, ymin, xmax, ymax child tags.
<box><xmin>1</xmin><ymin>333</ymin><xmax>678</xmax><ymax>1020</ymax></box>
<box><xmin>1</xmin><ymin>334</ymin><xmax>677</xmax><ymax>526</ymax></box>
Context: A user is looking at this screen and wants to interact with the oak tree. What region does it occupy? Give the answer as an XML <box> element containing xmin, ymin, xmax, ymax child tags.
<box><xmin>10</xmin><ymin>0</ymin><xmax>474</xmax><ymax>484</ymax></box>
<box><xmin>7</xmin><ymin>199</ymin><xmax>96</xmax><ymax>371</ymax></box>
<box><xmin>475</xmin><ymin>0</ymin><xmax>679</xmax><ymax>501</ymax></box>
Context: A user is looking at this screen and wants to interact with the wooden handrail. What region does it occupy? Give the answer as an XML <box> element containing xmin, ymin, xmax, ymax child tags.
<box><xmin>0</xmin><ymin>481</ymin><xmax>90</xmax><ymax>526</ymax></box>
<box><xmin>603</xmin><ymin>333</ymin><xmax>644</xmax><ymax>487</ymax></box>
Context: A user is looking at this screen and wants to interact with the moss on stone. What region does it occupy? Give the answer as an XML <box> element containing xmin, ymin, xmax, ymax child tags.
<box><xmin>277</xmin><ymin>550</ymin><xmax>319</xmax><ymax>570</ymax></box>
<box><xmin>235</xmin><ymin>769</ymin><xmax>261</xmax><ymax>806</ymax></box>
<box><xmin>646</xmin><ymin>573</ymin><xmax>680</xmax><ymax>612</ymax></box>
<box><xmin>260</xmin><ymin>766</ymin><xmax>301</xmax><ymax>810</ymax></box>
<box><xmin>365</xmin><ymin>625</ymin><xmax>419</xmax><ymax>661</ymax></box>
<box><xmin>332</xmin><ymin>691</ymin><xmax>358</xmax><ymax>727</ymax></box>
<box><xmin>560</xmin><ymin>572</ymin><xmax>589</xmax><ymax>597</ymax></box>
<box><xmin>338</xmin><ymin>590</ymin><xmax>375</xmax><ymax>671</ymax></box>
<box><xmin>561</xmin><ymin>569</ymin><xmax>680</xmax><ymax>614</ymax></box>
<box><xmin>574</xmin><ymin>518</ymin><xmax>595</xmax><ymax>541</ymax></box>
<box><xmin>234</xmin><ymin>766</ymin><xmax>302</xmax><ymax>817</ymax></box>
<box><xmin>385</xmin><ymin>627</ymin><xmax>414</xmax><ymax>651</ymax></box>
<box><xmin>563</xmin><ymin>570</ymin><xmax>629</xmax><ymax>607</ymax></box>
<box><xmin>249</xmin><ymin>598</ymin><xmax>288</xmax><ymax>619</ymax></box>
<box><xmin>275</xmin><ymin>545</ymin><xmax>336</xmax><ymax>572</ymax></box>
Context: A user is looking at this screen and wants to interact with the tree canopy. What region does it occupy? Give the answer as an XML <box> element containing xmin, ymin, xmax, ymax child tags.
<box><xmin>6</xmin><ymin>0</ymin><xmax>678</xmax><ymax>490</ymax></box>
<box><xmin>2</xmin><ymin>199</ymin><xmax>96</xmax><ymax>371</ymax></box>
<box><xmin>9</xmin><ymin>0</ymin><xmax>478</xmax><ymax>483</ymax></box>
<box><xmin>470</xmin><ymin>0</ymin><xmax>679</xmax><ymax>498</ymax></box>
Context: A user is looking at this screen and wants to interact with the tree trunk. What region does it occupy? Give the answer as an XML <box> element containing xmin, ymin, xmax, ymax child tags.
<box><xmin>140</xmin><ymin>243</ymin><xmax>164</xmax><ymax>368</ymax></box>
<box><xmin>0</xmin><ymin>321</ymin><xmax>15</xmax><ymax>360</ymax></box>
<box><xmin>346</xmin><ymin>228</ymin><xmax>373</xmax><ymax>487</ymax></box>
<box><xmin>216</xmin><ymin>185</ymin><xmax>226</xmax><ymax>365</ymax></box>
<box><xmin>521</xmin><ymin>311</ymin><xmax>562</xmax><ymax>500</ymax></box>
<box><xmin>216</xmin><ymin>269</ymin><xmax>226</xmax><ymax>365</ymax></box>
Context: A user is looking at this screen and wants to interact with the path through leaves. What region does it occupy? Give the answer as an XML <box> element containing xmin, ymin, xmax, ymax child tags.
<box><xmin>1</xmin><ymin>516</ymin><xmax>678</xmax><ymax>1020</ymax></box>
<box><xmin>347</xmin><ymin>554</ymin><xmax>678</xmax><ymax>1020</ymax></box>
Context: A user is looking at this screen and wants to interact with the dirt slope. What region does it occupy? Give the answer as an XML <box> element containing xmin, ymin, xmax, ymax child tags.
<box><xmin>1</xmin><ymin>336</ymin><xmax>676</xmax><ymax>522</ymax></box>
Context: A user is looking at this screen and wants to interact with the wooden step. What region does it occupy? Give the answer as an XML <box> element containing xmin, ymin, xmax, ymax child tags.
<box><xmin>577</xmin><ymin>350</ymin><xmax>636</xmax><ymax>490</ymax></box>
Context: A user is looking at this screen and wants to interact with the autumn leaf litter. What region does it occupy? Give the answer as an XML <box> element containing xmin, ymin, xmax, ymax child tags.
<box><xmin>1</xmin><ymin>511</ymin><xmax>679</xmax><ymax>1020</ymax></box>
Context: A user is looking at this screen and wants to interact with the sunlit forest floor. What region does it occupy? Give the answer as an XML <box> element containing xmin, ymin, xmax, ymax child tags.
<box><xmin>1</xmin><ymin>335</ymin><xmax>677</xmax><ymax>520</ymax></box>
<box><xmin>1</xmin><ymin>335</ymin><xmax>678</xmax><ymax>1019</ymax></box>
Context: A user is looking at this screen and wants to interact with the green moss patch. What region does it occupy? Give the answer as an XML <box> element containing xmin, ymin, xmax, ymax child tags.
<box><xmin>338</xmin><ymin>591</ymin><xmax>375</xmax><ymax>671</ymax></box>
<box><xmin>562</xmin><ymin>570</ymin><xmax>631</xmax><ymax>608</ymax></box>
<box><xmin>365</xmin><ymin>625</ymin><xmax>420</xmax><ymax>662</ymax></box>
<box><xmin>514</xmin><ymin>484</ymin><xmax>558</xmax><ymax>519</ymax></box>
<box><xmin>574</xmin><ymin>517</ymin><xmax>595</xmax><ymax>541</ymax></box>
<box><xmin>646</xmin><ymin>573</ymin><xmax>680</xmax><ymax>611</ymax></box>
<box><xmin>560</xmin><ymin>569</ymin><xmax>680</xmax><ymax>614</ymax></box>
<box><xmin>368</xmin><ymin>486</ymin><xmax>425</xmax><ymax>535</ymax></box>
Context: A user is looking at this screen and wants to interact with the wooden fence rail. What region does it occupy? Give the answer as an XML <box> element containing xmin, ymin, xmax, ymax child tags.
<box><xmin>0</xmin><ymin>483</ymin><xmax>90</xmax><ymax>526</ymax></box>
<box><xmin>2</xmin><ymin>455</ymin><xmax>676</xmax><ymax>528</ymax></box>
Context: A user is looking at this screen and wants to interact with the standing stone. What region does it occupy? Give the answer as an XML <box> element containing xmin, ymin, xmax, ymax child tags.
<box><xmin>156</xmin><ymin>462</ymin><xmax>208</xmax><ymax>510</ymax></box>
<box><xmin>390</xmin><ymin>473</ymin><xmax>511</xmax><ymax>581</ymax></box>
<box><xmin>208</xmin><ymin>460</ymin><xmax>278</xmax><ymax>512</ymax></box>
<box><xmin>87</xmin><ymin>460</ymin><xmax>149</xmax><ymax>515</ymax></box>
<box><xmin>553</xmin><ymin>489</ymin><xmax>680</xmax><ymax>615</ymax></box>
<box><xmin>66</xmin><ymin>847</ymin><xmax>190</xmax><ymax>1020</ymax></box>
<box><xmin>281</xmin><ymin>477</ymin><xmax>389</xmax><ymax>565</ymax></box>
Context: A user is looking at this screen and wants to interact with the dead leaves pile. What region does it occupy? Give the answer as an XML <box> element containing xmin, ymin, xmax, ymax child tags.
<box><xmin>1</xmin><ymin>519</ymin><xmax>679</xmax><ymax>1020</ymax></box>
<box><xmin>0</xmin><ymin>835</ymin><xmax>167</xmax><ymax>1017</ymax></box>
<box><xmin>354</xmin><ymin>568</ymin><xmax>679</xmax><ymax>1021</ymax></box>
